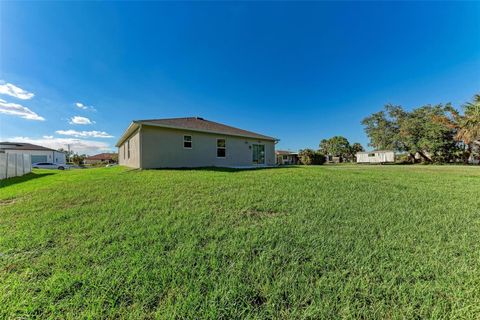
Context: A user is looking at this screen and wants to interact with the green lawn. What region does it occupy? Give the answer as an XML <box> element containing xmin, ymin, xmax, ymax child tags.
<box><xmin>1</xmin><ymin>165</ymin><xmax>480</xmax><ymax>319</ymax></box>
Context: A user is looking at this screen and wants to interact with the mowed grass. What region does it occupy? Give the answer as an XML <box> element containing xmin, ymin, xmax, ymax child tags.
<box><xmin>1</xmin><ymin>165</ymin><xmax>480</xmax><ymax>319</ymax></box>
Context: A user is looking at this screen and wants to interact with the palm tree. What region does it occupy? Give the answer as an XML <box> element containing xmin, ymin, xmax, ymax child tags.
<box><xmin>456</xmin><ymin>94</ymin><xmax>480</xmax><ymax>163</ymax></box>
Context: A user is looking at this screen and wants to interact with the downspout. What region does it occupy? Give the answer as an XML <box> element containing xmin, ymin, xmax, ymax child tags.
<box><xmin>274</xmin><ymin>139</ymin><xmax>279</xmax><ymax>166</ymax></box>
<box><xmin>139</xmin><ymin>124</ymin><xmax>143</xmax><ymax>169</ymax></box>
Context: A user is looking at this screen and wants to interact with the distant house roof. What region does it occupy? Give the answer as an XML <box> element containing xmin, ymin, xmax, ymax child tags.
<box><xmin>116</xmin><ymin>117</ymin><xmax>278</xmax><ymax>146</ymax></box>
<box><xmin>276</xmin><ymin>150</ymin><xmax>298</xmax><ymax>155</ymax></box>
<box><xmin>0</xmin><ymin>142</ymin><xmax>58</xmax><ymax>152</ymax></box>
<box><xmin>85</xmin><ymin>153</ymin><xmax>117</xmax><ymax>161</ymax></box>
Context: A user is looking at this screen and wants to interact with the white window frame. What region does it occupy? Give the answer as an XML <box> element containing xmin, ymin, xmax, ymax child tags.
<box><xmin>252</xmin><ymin>143</ymin><xmax>266</xmax><ymax>165</ymax></box>
<box><xmin>183</xmin><ymin>135</ymin><xmax>192</xmax><ymax>149</ymax></box>
<box><xmin>216</xmin><ymin>138</ymin><xmax>226</xmax><ymax>158</ymax></box>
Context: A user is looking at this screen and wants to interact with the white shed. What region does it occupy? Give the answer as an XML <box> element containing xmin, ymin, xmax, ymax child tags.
<box><xmin>356</xmin><ymin>150</ymin><xmax>395</xmax><ymax>164</ymax></box>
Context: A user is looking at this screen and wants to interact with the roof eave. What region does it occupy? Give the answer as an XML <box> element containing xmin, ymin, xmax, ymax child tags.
<box><xmin>138</xmin><ymin>121</ymin><xmax>279</xmax><ymax>142</ymax></box>
<box><xmin>115</xmin><ymin>121</ymin><xmax>140</xmax><ymax>147</ymax></box>
<box><xmin>0</xmin><ymin>147</ymin><xmax>56</xmax><ymax>152</ymax></box>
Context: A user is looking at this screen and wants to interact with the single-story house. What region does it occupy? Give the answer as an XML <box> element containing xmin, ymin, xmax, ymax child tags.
<box><xmin>84</xmin><ymin>153</ymin><xmax>117</xmax><ymax>165</ymax></box>
<box><xmin>115</xmin><ymin>117</ymin><xmax>278</xmax><ymax>169</ymax></box>
<box><xmin>276</xmin><ymin>150</ymin><xmax>299</xmax><ymax>165</ymax></box>
<box><xmin>356</xmin><ymin>150</ymin><xmax>395</xmax><ymax>164</ymax></box>
<box><xmin>0</xmin><ymin>142</ymin><xmax>66</xmax><ymax>164</ymax></box>
<box><xmin>326</xmin><ymin>155</ymin><xmax>342</xmax><ymax>163</ymax></box>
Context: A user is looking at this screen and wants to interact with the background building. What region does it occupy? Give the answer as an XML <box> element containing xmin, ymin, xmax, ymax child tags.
<box><xmin>0</xmin><ymin>142</ymin><xmax>66</xmax><ymax>164</ymax></box>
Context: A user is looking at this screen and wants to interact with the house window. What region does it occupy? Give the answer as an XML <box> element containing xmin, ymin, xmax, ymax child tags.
<box><xmin>252</xmin><ymin>144</ymin><xmax>265</xmax><ymax>164</ymax></box>
<box><xmin>184</xmin><ymin>135</ymin><xmax>192</xmax><ymax>149</ymax></box>
<box><xmin>282</xmin><ymin>155</ymin><xmax>288</xmax><ymax>160</ymax></box>
<box><xmin>368</xmin><ymin>153</ymin><xmax>375</xmax><ymax>157</ymax></box>
<box><xmin>217</xmin><ymin>139</ymin><xmax>226</xmax><ymax>158</ymax></box>
<box><xmin>127</xmin><ymin>140</ymin><xmax>131</xmax><ymax>159</ymax></box>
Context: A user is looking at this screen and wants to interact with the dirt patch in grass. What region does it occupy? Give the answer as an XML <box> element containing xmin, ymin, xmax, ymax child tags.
<box><xmin>0</xmin><ymin>198</ymin><xmax>16</xmax><ymax>206</ymax></box>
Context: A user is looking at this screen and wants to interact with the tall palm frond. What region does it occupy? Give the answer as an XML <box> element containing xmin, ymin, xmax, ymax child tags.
<box><xmin>457</xmin><ymin>95</ymin><xmax>480</xmax><ymax>144</ymax></box>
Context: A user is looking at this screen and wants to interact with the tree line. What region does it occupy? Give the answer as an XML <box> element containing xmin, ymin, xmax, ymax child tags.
<box><xmin>297</xmin><ymin>93</ymin><xmax>479</xmax><ymax>165</ymax></box>
<box><xmin>362</xmin><ymin>94</ymin><xmax>480</xmax><ymax>163</ymax></box>
<box><xmin>298</xmin><ymin>136</ymin><xmax>364</xmax><ymax>164</ymax></box>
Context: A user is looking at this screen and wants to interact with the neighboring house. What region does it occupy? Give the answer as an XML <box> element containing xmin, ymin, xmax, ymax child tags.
<box><xmin>116</xmin><ymin>117</ymin><xmax>278</xmax><ymax>169</ymax></box>
<box><xmin>0</xmin><ymin>142</ymin><xmax>66</xmax><ymax>164</ymax></box>
<box><xmin>356</xmin><ymin>150</ymin><xmax>395</xmax><ymax>164</ymax></box>
<box><xmin>326</xmin><ymin>155</ymin><xmax>342</xmax><ymax>163</ymax></box>
<box><xmin>84</xmin><ymin>153</ymin><xmax>117</xmax><ymax>165</ymax></box>
<box><xmin>276</xmin><ymin>150</ymin><xmax>299</xmax><ymax>165</ymax></box>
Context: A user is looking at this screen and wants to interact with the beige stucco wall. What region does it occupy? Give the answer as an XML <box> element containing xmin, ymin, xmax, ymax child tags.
<box><xmin>118</xmin><ymin>129</ymin><xmax>141</xmax><ymax>168</ymax></box>
<box><xmin>138</xmin><ymin>125</ymin><xmax>275</xmax><ymax>169</ymax></box>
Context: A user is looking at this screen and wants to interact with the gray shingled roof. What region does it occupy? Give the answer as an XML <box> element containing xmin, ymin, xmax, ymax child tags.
<box><xmin>137</xmin><ymin>117</ymin><xmax>277</xmax><ymax>141</ymax></box>
<box><xmin>0</xmin><ymin>142</ymin><xmax>57</xmax><ymax>151</ymax></box>
<box><xmin>85</xmin><ymin>153</ymin><xmax>117</xmax><ymax>160</ymax></box>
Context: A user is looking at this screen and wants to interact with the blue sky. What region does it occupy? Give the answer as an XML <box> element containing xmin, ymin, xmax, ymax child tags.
<box><xmin>1</xmin><ymin>1</ymin><xmax>479</xmax><ymax>154</ymax></box>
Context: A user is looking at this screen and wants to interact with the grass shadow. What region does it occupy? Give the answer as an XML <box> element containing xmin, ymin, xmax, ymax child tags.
<box><xmin>0</xmin><ymin>172</ymin><xmax>55</xmax><ymax>188</ymax></box>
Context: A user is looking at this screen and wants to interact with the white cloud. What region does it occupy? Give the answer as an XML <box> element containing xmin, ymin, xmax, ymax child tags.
<box><xmin>69</xmin><ymin>116</ymin><xmax>94</xmax><ymax>125</ymax></box>
<box><xmin>0</xmin><ymin>81</ymin><xmax>35</xmax><ymax>100</ymax></box>
<box><xmin>0</xmin><ymin>98</ymin><xmax>45</xmax><ymax>121</ymax></box>
<box><xmin>75</xmin><ymin>102</ymin><xmax>88</xmax><ymax>109</ymax></box>
<box><xmin>43</xmin><ymin>135</ymin><xmax>54</xmax><ymax>139</ymax></box>
<box><xmin>55</xmin><ymin>129</ymin><xmax>113</xmax><ymax>138</ymax></box>
<box><xmin>9</xmin><ymin>136</ymin><xmax>113</xmax><ymax>155</ymax></box>
<box><xmin>75</xmin><ymin>102</ymin><xmax>96</xmax><ymax>111</ymax></box>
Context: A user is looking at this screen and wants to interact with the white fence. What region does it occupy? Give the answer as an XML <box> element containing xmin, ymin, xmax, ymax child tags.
<box><xmin>0</xmin><ymin>153</ymin><xmax>32</xmax><ymax>180</ymax></box>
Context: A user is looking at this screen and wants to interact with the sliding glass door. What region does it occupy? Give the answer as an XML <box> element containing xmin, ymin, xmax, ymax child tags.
<box><xmin>252</xmin><ymin>144</ymin><xmax>265</xmax><ymax>165</ymax></box>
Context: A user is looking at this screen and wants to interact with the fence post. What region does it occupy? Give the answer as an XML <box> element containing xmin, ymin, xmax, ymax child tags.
<box><xmin>5</xmin><ymin>153</ymin><xmax>8</xmax><ymax>178</ymax></box>
<box><xmin>21</xmin><ymin>154</ymin><xmax>24</xmax><ymax>176</ymax></box>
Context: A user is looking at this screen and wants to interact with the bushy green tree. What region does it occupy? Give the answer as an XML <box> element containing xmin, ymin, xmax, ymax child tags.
<box><xmin>298</xmin><ymin>149</ymin><xmax>326</xmax><ymax>165</ymax></box>
<box><xmin>400</xmin><ymin>104</ymin><xmax>458</xmax><ymax>163</ymax></box>
<box><xmin>350</xmin><ymin>142</ymin><xmax>364</xmax><ymax>153</ymax></box>
<box><xmin>319</xmin><ymin>136</ymin><xmax>351</xmax><ymax>161</ymax></box>
<box><xmin>361</xmin><ymin>104</ymin><xmax>406</xmax><ymax>152</ymax></box>
<box><xmin>350</xmin><ymin>142</ymin><xmax>364</xmax><ymax>161</ymax></box>
<box><xmin>362</xmin><ymin>103</ymin><xmax>461</xmax><ymax>163</ymax></box>
<box><xmin>71</xmin><ymin>153</ymin><xmax>86</xmax><ymax>165</ymax></box>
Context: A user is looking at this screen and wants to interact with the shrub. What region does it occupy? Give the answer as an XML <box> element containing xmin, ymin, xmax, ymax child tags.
<box><xmin>315</xmin><ymin>153</ymin><xmax>326</xmax><ymax>165</ymax></box>
<box><xmin>298</xmin><ymin>149</ymin><xmax>326</xmax><ymax>165</ymax></box>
